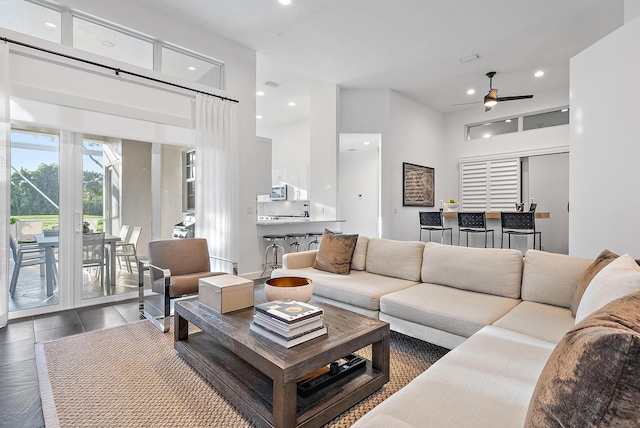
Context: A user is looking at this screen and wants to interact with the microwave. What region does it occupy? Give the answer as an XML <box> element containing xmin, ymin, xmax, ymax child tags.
<box><xmin>270</xmin><ymin>185</ymin><xmax>293</xmax><ymax>201</ymax></box>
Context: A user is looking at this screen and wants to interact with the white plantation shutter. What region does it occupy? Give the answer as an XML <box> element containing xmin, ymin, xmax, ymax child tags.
<box><xmin>460</xmin><ymin>158</ymin><xmax>520</xmax><ymax>211</ymax></box>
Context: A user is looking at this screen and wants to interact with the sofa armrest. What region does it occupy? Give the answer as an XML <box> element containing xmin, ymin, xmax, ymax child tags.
<box><xmin>283</xmin><ymin>250</ymin><xmax>318</xmax><ymax>269</ymax></box>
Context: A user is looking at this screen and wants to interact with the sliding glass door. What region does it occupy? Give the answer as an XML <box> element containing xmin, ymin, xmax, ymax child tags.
<box><xmin>8</xmin><ymin>130</ymin><xmax>61</xmax><ymax>311</ymax></box>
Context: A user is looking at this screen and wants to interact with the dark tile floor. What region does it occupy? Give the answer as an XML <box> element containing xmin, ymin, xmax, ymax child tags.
<box><xmin>0</xmin><ymin>299</ymin><xmax>141</xmax><ymax>428</ymax></box>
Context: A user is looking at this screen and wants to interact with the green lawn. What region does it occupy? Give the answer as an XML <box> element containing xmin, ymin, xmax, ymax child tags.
<box><xmin>11</xmin><ymin>215</ymin><xmax>103</xmax><ymax>231</ymax></box>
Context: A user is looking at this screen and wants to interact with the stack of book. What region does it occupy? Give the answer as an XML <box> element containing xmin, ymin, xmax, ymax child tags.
<box><xmin>251</xmin><ymin>299</ymin><xmax>327</xmax><ymax>348</ymax></box>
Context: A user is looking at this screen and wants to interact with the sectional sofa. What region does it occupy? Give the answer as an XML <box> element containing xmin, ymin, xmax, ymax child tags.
<box><xmin>271</xmin><ymin>237</ymin><xmax>640</xmax><ymax>427</ymax></box>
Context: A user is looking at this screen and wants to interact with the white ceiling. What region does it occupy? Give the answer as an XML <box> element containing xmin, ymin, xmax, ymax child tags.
<box><xmin>122</xmin><ymin>1</ymin><xmax>625</xmax><ymax>129</ymax></box>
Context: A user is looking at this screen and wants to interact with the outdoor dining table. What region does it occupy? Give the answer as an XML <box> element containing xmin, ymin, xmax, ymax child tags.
<box><xmin>35</xmin><ymin>233</ymin><xmax>121</xmax><ymax>296</ymax></box>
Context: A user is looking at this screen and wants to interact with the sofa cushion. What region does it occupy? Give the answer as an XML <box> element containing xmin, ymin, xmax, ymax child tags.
<box><xmin>312</xmin><ymin>229</ymin><xmax>358</xmax><ymax>274</ymax></box>
<box><xmin>351</xmin><ymin>236</ymin><xmax>370</xmax><ymax>271</ymax></box>
<box><xmin>272</xmin><ymin>267</ymin><xmax>418</xmax><ymax>311</ymax></box>
<box><xmin>493</xmin><ymin>301</ymin><xmax>575</xmax><ymax>344</ymax></box>
<box><xmin>421</xmin><ymin>242</ymin><xmax>523</xmax><ymax>299</ymax></box>
<box><xmin>353</xmin><ymin>326</ymin><xmax>556</xmax><ymax>428</ymax></box>
<box><xmin>525</xmin><ymin>292</ymin><xmax>640</xmax><ymax>428</ymax></box>
<box><xmin>380</xmin><ymin>283</ymin><xmax>520</xmax><ymax>338</ymax></box>
<box><xmin>365</xmin><ymin>238</ymin><xmax>425</xmax><ymax>282</ymax></box>
<box><xmin>575</xmin><ymin>254</ymin><xmax>640</xmax><ymax>323</ymax></box>
<box><xmin>521</xmin><ymin>249</ymin><xmax>592</xmax><ymax>308</ymax></box>
<box><xmin>570</xmin><ymin>249</ymin><xmax>619</xmax><ymax>316</ymax></box>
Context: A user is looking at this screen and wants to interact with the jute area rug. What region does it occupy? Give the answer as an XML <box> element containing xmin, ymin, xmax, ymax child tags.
<box><xmin>36</xmin><ymin>320</ymin><xmax>448</xmax><ymax>428</ymax></box>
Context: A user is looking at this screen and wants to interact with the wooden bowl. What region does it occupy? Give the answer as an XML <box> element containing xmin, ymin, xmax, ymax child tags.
<box><xmin>265</xmin><ymin>277</ymin><xmax>313</xmax><ymax>302</ymax></box>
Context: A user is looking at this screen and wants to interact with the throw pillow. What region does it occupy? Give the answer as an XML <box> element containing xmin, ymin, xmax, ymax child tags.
<box><xmin>575</xmin><ymin>254</ymin><xmax>640</xmax><ymax>323</ymax></box>
<box><xmin>351</xmin><ymin>236</ymin><xmax>370</xmax><ymax>271</ymax></box>
<box><xmin>570</xmin><ymin>249</ymin><xmax>619</xmax><ymax>317</ymax></box>
<box><xmin>524</xmin><ymin>292</ymin><xmax>640</xmax><ymax>428</ymax></box>
<box><xmin>312</xmin><ymin>229</ymin><xmax>359</xmax><ymax>275</ymax></box>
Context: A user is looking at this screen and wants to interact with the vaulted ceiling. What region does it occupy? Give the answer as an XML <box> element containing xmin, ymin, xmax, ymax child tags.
<box><xmin>132</xmin><ymin>0</ymin><xmax>624</xmax><ymax>129</ymax></box>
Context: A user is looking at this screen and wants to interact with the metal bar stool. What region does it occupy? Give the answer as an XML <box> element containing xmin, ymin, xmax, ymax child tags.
<box><xmin>457</xmin><ymin>212</ymin><xmax>494</xmax><ymax>247</ymax></box>
<box><xmin>307</xmin><ymin>232</ymin><xmax>323</xmax><ymax>250</ymax></box>
<box><xmin>500</xmin><ymin>211</ymin><xmax>542</xmax><ymax>250</ymax></box>
<box><xmin>261</xmin><ymin>235</ymin><xmax>286</xmax><ymax>277</ymax></box>
<box><xmin>286</xmin><ymin>233</ymin><xmax>307</xmax><ymax>252</ymax></box>
<box><xmin>419</xmin><ymin>211</ymin><xmax>453</xmax><ymax>245</ymax></box>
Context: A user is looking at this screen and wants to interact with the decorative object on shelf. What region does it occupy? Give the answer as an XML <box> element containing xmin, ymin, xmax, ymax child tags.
<box><xmin>443</xmin><ymin>199</ymin><xmax>459</xmax><ymax>212</ymax></box>
<box><xmin>265</xmin><ymin>276</ymin><xmax>314</xmax><ymax>302</ymax></box>
<box><xmin>515</xmin><ymin>202</ymin><xmax>524</xmax><ymax>212</ymax></box>
<box><xmin>402</xmin><ymin>162</ymin><xmax>435</xmax><ymax>207</ymax></box>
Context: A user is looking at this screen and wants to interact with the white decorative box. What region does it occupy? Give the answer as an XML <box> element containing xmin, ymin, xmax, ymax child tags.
<box><xmin>199</xmin><ymin>274</ymin><xmax>254</xmax><ymax>313</ymax></box>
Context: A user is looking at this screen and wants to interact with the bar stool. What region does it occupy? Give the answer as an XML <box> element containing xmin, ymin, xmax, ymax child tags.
<box><xmin>419</xmin><ymin>211</ymin><xmax>453</xmax><ymax>245</ymax></box>
<box><xmin>261</xmin><ymin>235</ymin><xmax>285</xmax><ymax>277</ymax></box>
<box><xmin>500</xmin><ymin>211</ymin><xmax>542</xmax><ymax>250</ymax></box>
<box><xmin>286</xmin><ymin>233</ymin><xmax>307</xmax><ymax>252</ymax></box>
<box><xmin>457</xmin><ymin>212</ymin><xmax>494</xmax><ymax>248</ymax></box>
<box><xmin>307</xmin><ymin>232</ymin><xmax>323</xmax><ymax>250</ymax></box>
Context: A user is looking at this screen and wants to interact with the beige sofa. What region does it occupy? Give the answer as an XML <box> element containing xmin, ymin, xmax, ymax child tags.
<box><xmin>271</xmin><ymin>237</ymin><xmax>621</xmax><ymax>427</ymax></box>
<box><xmin>272</xmin><ymin>238</ymin><xmax>590</xmax><ymax>349</ymax></box>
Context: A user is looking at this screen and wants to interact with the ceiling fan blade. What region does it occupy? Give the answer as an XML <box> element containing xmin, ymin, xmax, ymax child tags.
<box><xmin>496</xmin><ymin>95</ymin><xmax>534</xmax><ymax>102</ymax></box>
<box><xmin>485</xmin><ymin>104</ymin><xmax>493</xmax><ymax>112</ymax></box>
<box><xmin>452</xmin><ymin>101</ymin><xmax>482</xmax><ymax>106</ymax></box>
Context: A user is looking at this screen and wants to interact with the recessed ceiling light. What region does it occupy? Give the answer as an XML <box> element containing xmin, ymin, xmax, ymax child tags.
<box><xmin>363</xmin><ymin>141</ymin><xmax>370</xmax><ymax>145</ymax></box>
<box><xmin>483</xmin><ymin>133</ymin><xmax>491</xmax><ymax>139</ymax></box>
<box><xmin>101</xmin><ymin>40</ymin><xmax>114</xmax><ymax>47</ymax></box>
<box><xmin>256</xmin><ymin>91</ymin><xmax>265</xmax><ymax>96</ymax></box>
<box><xmin>187</xmin><ymin>66</ymin><xmax>196</xmax><ymax>71</ymax></box>
<box><xmin>505</xmin><ymin>119</ymin><xmax>512</xmax><ymax>123</ymax></box>
<box><xmin>534</xmin><ymin>70</ymin><xmax>545</xmax><ymax>77</ymax></box>
<box><xmin>288</xmin><ymin>102</ymin><xmax>296</xmax><ymax>107</ymax></box>
<box><xmin>279</xmin><ymin>0</ymin><xmax>292</xmax><ymax>5</ymax></box>
<box><xmin>256</xmin><ymin>115</ymin><xmax>263</xmax><ymax>119</ymax></box>
<box><xmin>483</xmin><ymin>122</ymin><xmax>492</xmax><ymax>126</ymax></box>
<box><xmin>45</xmin><ymin>22</ymin><xmax>57</xmax><ymax>28</ymax></box>
<box><xmin>561</xmin><ymin>108</ymin><xmax>569</xmax><ymax>112</ymax></box>
<box><xmin>467</xmin><ymin>89</ymin><xmax>475</xmax><ymax>95</ymax></box>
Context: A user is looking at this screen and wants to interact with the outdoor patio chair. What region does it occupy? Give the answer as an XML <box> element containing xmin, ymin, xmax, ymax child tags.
<box><xmin>116</xmin><ymin>226</ymin><xmax>141</xmax><ymax>273</ymax></box>
<box><xmin>9</xmin><ymin>234</ymin><xmax>52</xmax><ymax>297</ymax></box>
<box><xmin>83</xmin><ymin>232</ymin><xmax>107</xmax><ymax>287</ymax></box>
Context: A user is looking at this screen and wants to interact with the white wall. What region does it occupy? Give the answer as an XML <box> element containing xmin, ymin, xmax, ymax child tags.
<box><xmin>569</xmin><ymin>15</ymin><xmax>640</xmax><ymax>257</ymax></box>
<box><xmin>387</xmin><ymin>92</ymin><xmax>446</xmax><ymax>241</ymax></box>
<box><xmin>262</xmin><ymin>119</ymin><xmax>310</xmax><ymax>172</ymax></box>
<box><xmin>340</xmin><ymin>89</ymin><xmax>445</xmax><ymax>241</ymax></box>
<box><xmin>309</xmin><ymin>82</ymin><xmax>339</xmax><ymax>220</ymax></box>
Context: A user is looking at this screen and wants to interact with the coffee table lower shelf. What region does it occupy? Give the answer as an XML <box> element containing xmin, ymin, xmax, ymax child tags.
<box><xmin>175</xmin><ymin>331</ymin><xmax>387</xmax><ymax>428</ymax></box>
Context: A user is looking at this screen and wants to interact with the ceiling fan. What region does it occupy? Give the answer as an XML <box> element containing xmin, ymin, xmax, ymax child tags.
<box><xmin>481</xmin><ymin>71</ymin><xmax>533</xmax><ymax>112</ymax></box>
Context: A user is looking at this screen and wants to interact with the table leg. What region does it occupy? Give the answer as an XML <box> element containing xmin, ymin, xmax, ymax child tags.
<box><xmin>272</xmin><ymin>375</ymin><xmax>297</xmax><ymax>428</ymax></box>
<box><xmin>44</xmin><ymin>246</ymin><xmax>55</xmax><ymax>297</ymax></box>
<box><xmin>372</xmin><ymin>333</ymin><xmax>390</xmax><ymax>379</ymax></box>
<box><xmin>109</xmin><ymin>241</ymin><xmax>117</xmax><ymax>286</ymax></box>
<box><xmin>175</xmin><ymin>311</ymin><xmax>189</xmax><ymax>342</ymax></box>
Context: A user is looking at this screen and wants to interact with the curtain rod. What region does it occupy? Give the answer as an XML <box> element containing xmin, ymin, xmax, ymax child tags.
<box><xmin>1</xmin><ymin>36</ymin><xmax>239</xmax><ymax>104</ymax></box>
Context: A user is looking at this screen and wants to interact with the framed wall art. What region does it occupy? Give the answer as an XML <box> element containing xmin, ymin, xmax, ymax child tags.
<box><xmin>402</xmin><ymin>162</ymin><xmax>434</xmax><ymax>207</ymax></box>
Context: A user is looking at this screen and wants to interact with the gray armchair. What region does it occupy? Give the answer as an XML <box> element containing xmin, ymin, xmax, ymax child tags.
<box><xmin>139</xmin><ymin>238</ymin><xmax>238</xmax><ymax>332</ymax></box>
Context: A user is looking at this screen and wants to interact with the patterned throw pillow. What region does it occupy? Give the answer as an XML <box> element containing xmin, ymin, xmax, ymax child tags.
<box><xmin>312</xmin><ymin>229</ymin><xmax>359</xmax><ymax>275</ymax></box>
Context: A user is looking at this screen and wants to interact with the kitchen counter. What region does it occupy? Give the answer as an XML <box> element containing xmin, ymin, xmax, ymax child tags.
<box><xmin>442</xmin><ymin>211</ymin><xmax>549</xmax><ymax>219</ymax></box>
<box><xmin>256</xmin><ymin>218</ymin><xmax>346</xmax><ymax>226</ymax></box>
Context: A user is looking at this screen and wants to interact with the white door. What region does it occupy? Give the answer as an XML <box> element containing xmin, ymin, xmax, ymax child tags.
<box><xmin>526</xmin><ymin>153</ymin><xmax>570</xmax><ymax>254</ymax></box>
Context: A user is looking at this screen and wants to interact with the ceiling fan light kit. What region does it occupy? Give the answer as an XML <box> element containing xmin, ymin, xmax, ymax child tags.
<box><xmin>482</xmin><ymin>71</ymin><xmax>534</xmax><ymax>112</ymax></box>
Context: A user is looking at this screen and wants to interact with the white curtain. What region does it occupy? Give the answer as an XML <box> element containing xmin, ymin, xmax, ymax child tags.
<box><xmin>195</xmin><ymin>93</ymin><xmax>238</xmax><ymax>270</ymax></box>
<box><xmin>0</xmin><ymin>43</ymin><xmax>11</xmax><ymax>328</ymax></box>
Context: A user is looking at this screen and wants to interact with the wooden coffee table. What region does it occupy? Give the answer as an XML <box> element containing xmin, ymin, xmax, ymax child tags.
<box><xmin>174</xmin><ymin>298</ymin><xmax>390</xmax><ymax>428</ymax></box>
